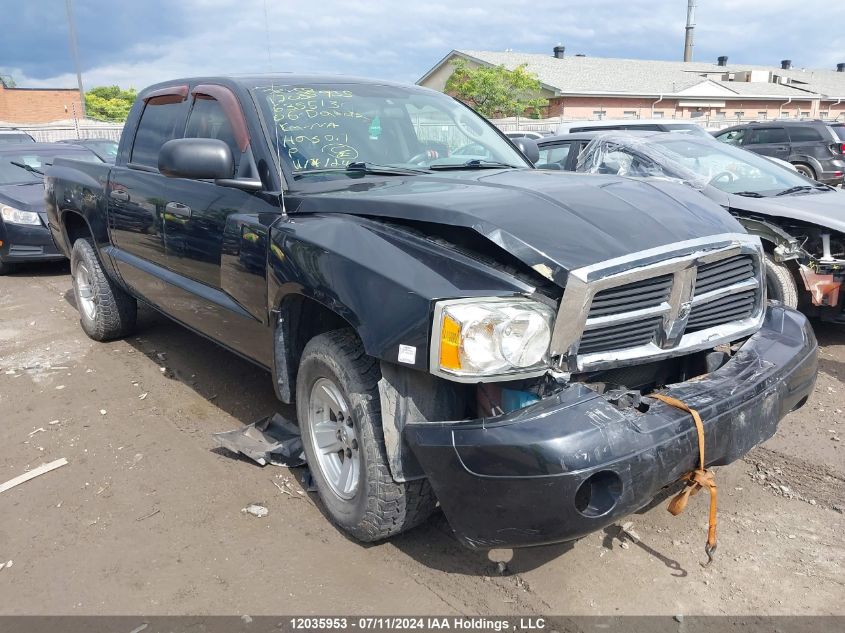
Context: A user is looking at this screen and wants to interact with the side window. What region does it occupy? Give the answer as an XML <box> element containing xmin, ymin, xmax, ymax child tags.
<box><xmin>787</xmin><ymin>126</ymin><xmax>823</xmax><ymax>142</ymax></box>
<box><xmin>537</xmin><ymin>142</ymin><xmax>572</xmax><ymax>166</ymax></box>
<box><xmin>184</xmin><ymin>95</ymin><xmax>240</xmax><ymax>167</ymax></box>
<box><xmin>130</xmin><ymin>96</ymin><xmax>185</xmax><ymax>168</ymax></box>
<box><xmin>716</xmin><ymin>129</ymin><xmax>746</xmax><ymax>145</ymax></box>
<box><xmin>747</xmin><ymin>127</ymin><xmax>788</xmax><ymax>144</ymax></box>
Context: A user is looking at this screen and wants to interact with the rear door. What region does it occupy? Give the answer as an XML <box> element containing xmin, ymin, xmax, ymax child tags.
<box><xmin>744</xmin><ymin>126</ymin><xmax>790</xmax><ymax>159</ymax></box>
<box><xmin>108</xmin><ymin>86</ymin><xmax>191</xmax><ymax>292</ymax></box>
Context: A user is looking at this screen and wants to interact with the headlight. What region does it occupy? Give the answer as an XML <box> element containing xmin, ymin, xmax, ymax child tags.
<box><xmin>432</xmin><ymin>298</ymin><xmax>555</xmax><ymax>380</ymax></box>
<box><xmin>1</xmin><ymin>205</ymin><xmax>41</xmax><ymax>226</ymax></box>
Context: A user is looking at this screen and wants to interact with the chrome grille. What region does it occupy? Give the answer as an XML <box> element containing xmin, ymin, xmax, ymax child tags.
<box><xmin>550</xmin><ymin>234</ymin><xmax>766</xmax><ymax>372</ymax></box>
<box><xmin>588</xmin><ymin>275</ymin><xmax>673</xmax><ymax>317</ymax></box>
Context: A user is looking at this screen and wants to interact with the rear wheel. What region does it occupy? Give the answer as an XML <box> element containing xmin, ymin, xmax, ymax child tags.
<box><xmin>296</xmin><ymin>329</ymin><xmax>437</xmax><ymax>542</ymax></box>
<box><xmin>793</xmin><ymin>163</ymin><xmax>817</xmax><ymax>180</ymax></box>
<box><xmin>764</xmin><ymin>252</ymin><xmax>799</xmax><ymax>308</ymax></box>
<box><xmin>70</xmin><ymin>238</ymin><xmax>137</xmax><ymax>341</ymax></box>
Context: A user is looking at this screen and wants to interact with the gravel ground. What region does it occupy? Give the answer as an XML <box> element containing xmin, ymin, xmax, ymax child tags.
<box><xmin>0</xmin><ymin>262</ymin><xmax>843</xmax><ymax>615</ymax></box>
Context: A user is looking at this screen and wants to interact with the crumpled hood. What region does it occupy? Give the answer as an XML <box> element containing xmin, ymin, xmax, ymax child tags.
<box><xmin>293</xmin><ymin>169</ymin><xmax>744</xmax><ymax>285</ymax></box>
<box><xmin>725</xmin><ymin>188</ymin><xmax>845</xmax><ymax>234</ymax></box>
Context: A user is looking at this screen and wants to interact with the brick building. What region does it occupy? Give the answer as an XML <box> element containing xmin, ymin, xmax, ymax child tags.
<box><xmin>418</xmin><ymin>49</ymin><xmax>845</xmax><ymax>123</ymax></box>
<box><xmin>0</xmin><ymin>81</ymin><xmax>84</xmax><ymax>124</ymax></box>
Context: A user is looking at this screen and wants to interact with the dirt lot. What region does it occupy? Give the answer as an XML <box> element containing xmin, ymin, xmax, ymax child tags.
<box><xmin>1</xmin><ymin>262</ymin><xmax>843</xmax><ymax>616</ymax></box>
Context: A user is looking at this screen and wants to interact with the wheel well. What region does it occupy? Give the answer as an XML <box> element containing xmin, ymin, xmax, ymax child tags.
<box><xmin>63</xmin><ymin>211</ymin><xmax>93</xmax><ymax>247</ymax></box>
<box><xmin>273</xmin><ymin>294</ymin><xmax>356</xmax><ymax>403</ymax></box>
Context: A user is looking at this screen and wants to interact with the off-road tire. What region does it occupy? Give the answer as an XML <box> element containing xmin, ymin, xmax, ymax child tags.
<box><xmin>764</xmin><ymin>251</ymin><xmax>799</xmax><ymax>308</ymax></box>
<box><xmin>70</xmin><ymin>238</ymin><xmax>137</xmax><ymax>341</ymax></box>
<box><xmin>296</xmin><ymin>329</ymin><xmax>437</xmax><ymax>542</ymax></box>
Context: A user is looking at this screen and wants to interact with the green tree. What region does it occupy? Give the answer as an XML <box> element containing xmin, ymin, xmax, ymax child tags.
<box><xmin>444</xmin><ymin>60</ymin><xmax>548</xmax><ymax>118</ymax></box>
<box><xmin>85</xmin><ymin>85</ymin><xmax>137</xmax><ymax>121</ymax></box>
<box><xmin>0</xmin><ymin>75</ymin><xmax>16</xmax><ymax>88</ymax></box>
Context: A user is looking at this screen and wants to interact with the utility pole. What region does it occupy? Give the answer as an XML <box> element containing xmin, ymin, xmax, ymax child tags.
<box><xmin>683</xmin><ymin>0</ymin><xmax>696</xmax><ymax>62</ymax></box>
<box><xmin>65</xmin><ymin>0</ymin><xmax>86</xmax><ymax>117</ymax></box>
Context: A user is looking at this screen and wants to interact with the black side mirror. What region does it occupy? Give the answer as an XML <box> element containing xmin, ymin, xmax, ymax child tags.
<box><xmin>158</xmin><ymin>138</ymin><xmax>234</xmax><ymax>180</ymax></box>
<box><xmin>512</xmin><ymin>137</ymin><xmax>540</xmax><ymax>164</ymax></box>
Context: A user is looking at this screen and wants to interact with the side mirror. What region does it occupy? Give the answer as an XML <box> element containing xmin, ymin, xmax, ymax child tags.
<box><xmin>158</xmin><ymin>138</ymin><xmax>234</xmax><ymax>180</ymax></box>
<box><xmin>512</xmin><ymin>137</ymin><xmax>540</xmax><ymax>164</ymax></box>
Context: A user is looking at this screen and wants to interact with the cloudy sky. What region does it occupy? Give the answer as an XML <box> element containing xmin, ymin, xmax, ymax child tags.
<box><xmin>2</xmin><ymin>0</ymin><xmax>844</xmax><ymax>91</ymax></box>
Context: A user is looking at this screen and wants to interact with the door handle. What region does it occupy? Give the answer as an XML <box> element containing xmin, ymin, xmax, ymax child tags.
<box><xmin>165</xmin><ymin>202</ymin><xmax>192</xmax><ymax>218</ymax></box>
<box><xmin>109</xmin><ymin>189</ymin><xmax>129</xmax><ymax>203</ymax></box>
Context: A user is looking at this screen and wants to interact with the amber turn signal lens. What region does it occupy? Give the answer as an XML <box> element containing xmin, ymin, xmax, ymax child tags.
<box><xmin>439</xmin><ymin>314</ymin><xmax>461</xmax><ymax>370</ymax></box>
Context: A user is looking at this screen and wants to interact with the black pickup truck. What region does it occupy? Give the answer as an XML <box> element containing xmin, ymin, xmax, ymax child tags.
<box><xmin>45</xmin><ymin>76</ymin><xmax>818</xmax><ymax>549</ymax></box>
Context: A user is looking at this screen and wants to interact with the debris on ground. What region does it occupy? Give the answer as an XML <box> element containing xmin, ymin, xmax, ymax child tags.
<box><xmin>242</xmin><ymin>504</ymin><xmax>269</xmax><ymax>518</ymax></box>
<box><xmin>135</xmin><ymin>508</ymin><xmax>160</xmax><ymax>522</ymax></box>
<box><xmin>213</xmin><ymin>413</ymin><xmax>305</xmax><ymax>467</ymax></box>
<box><xmin>495</xmin><ymin>561</ymin><xmax>508</xmax><ymax>576</ymax></box>
<box><xmin>619</xmin><ymin>521</ymin><xmax>641</xmax><ymax>544</ymax></box>
<box><xmin>0</xmin><ymin>560</ymin><xmax>12</xmax><ymax>572</ymax></box>
<box><xmin>0</xmin><ymin>458</ymin><xmax>69</xmax><ymax>494</ymax></box>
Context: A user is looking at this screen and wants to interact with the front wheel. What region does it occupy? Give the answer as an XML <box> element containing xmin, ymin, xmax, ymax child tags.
<box><xmin>70</xmin><ymin>238</ymin><xmax>138</xmax><ymax>341</ymax></box>
<box><xmin>764</xmin><ymin>252</ymin><xmax>799</xmax><ymax>308</ymax></box>
<box><xmin>793</xmin><ymin>163</ymin><xmax>817</xmax><ymax>180</ymax></box>
<box><xmin>296</xmin><ymin>329</ymin><xmax>437</xmax><ymax>542</ymax></box>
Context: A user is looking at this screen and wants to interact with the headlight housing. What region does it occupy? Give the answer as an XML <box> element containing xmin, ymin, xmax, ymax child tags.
<box><xmin>432</xmin><ymin>297</ymin><xmax>555</xmax><ymax>381</ymax></box>
<box><xmin>1</xmin><ymin>205</ymin><xmax>41</xmax><ymax>226</ymax></box>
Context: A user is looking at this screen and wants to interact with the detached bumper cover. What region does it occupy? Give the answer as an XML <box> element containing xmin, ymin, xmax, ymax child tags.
<box><xmin>0</xmin><ymin>220</ymin><xmax>64</xmax><ymax>263</ymax></box>
<box><xmin>404</xmin><ymin>306</ymin><xmax>818</xmax><ymax>549</ymax></box>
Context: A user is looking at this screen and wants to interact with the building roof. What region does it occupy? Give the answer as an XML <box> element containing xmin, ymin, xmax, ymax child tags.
<box><xmin>419</xmin><ymin>50</ymin><xmax>845</xmax><ymax>100</ymax></box>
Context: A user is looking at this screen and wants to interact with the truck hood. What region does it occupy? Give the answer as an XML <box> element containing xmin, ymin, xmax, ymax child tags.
<box><xmin>723</xmin><ymin>188</ymin><xmax>845</xmax><ymax>234</ymax></box>
<box><xmin>293</xmin><ymin>170</ymin><xmax>744</xmax><ymax>285</ymax></box>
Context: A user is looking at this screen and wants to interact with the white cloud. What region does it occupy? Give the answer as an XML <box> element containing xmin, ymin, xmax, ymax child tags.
<box><xmin>3</xmin><ymin>0</ymin><xmax>844</xmax><ymax>91</ymax></box>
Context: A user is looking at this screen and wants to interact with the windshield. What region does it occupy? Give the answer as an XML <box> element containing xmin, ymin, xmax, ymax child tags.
<box><xmin>251</xmin><ymin>82</ymin><xmax>529</xmax><ymax>175</ymax></box>
<box><xmin>650</xmin><ymin>136</ymin><xmax>814</xmax><ymax>195</ymax></box>
<box><xmin>0</xmin><ymin>148</ymin><xmax>100</xmax><ymax>185</ymax></box>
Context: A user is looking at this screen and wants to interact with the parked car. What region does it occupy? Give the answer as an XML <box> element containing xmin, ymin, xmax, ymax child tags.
<box><xmin>713</xmin><ymin>120</ymin><xmax>845</xmax><ymax>185</ymax></box>
<box><xmin>556</xmin><ymin>118</ymin><xmax>709</xmax><ymax>137</ymax></box>
<box><xmin>57</xmin><ymin>138</ymin><xmax>119</xmax><ymax>163</ymax></box>
<box><xmin>0</xmin><ymin>129</ymin><xmax>36</xmax><ymax>144</ymax></box>
<box><xmin>0</xmin><ymin>142</ymin><xmax>101</xmax><ymax>274</ymax></box>
<box><xmin>45</xmin><ymin>76</ymin><xmax>817</xmax><ymax>551</ymax></box>
<box><xmin>505</xmin><ymin>131</ymin><xmax>550</xmax><ymax>141</ymax></box>
<box><xmin>535</xmin><ymin>131</ymin><xmax>845</xmax><ymax>321</ymax></box>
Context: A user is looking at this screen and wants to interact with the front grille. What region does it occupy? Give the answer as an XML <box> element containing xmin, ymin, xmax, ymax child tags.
<box><xmin>694</xmin><ymin>255</ymin><xmax>755</xmax><ymax>295</ymax></box>
<box><xmin>579</xmin><ymin>316</ymin><xmax>664</xmax><ymax>354</ymax></box>
<box><xmin>550</xmin><ymin>234</ymin><xmax>766</xmax><ymax>372</ymax></box>
<box><xmin>687</xmin><ymin>289</ymin><xmax>756</xmax><ymax>332</ymax></box>
<box><xmin>588</xmin><ymin>274</ymin><xmax>672</xmax><ymax>318</ymax></box>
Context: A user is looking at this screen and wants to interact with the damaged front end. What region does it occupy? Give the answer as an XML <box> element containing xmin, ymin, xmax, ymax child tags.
<box><xmin>382</xmin><ymin>233</ymin><xmax>818</xmax><ymax>549</ymax></box>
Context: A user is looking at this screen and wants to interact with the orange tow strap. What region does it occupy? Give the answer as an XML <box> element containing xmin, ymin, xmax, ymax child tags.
<box><xmin>650</xmin><ymin>393</ymin><xmax>718</xmax><ymax>567</ymax></box>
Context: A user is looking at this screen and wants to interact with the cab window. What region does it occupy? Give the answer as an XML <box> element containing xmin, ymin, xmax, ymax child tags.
<box><xmin>184</xmin><ymin>95</ymin><xmax>241</xmax><ymax>168</ymax></box>
<box><xmin>130</xmin><ymin>96</ymin><xmax>186</xmax><ymax>168</ymax></box>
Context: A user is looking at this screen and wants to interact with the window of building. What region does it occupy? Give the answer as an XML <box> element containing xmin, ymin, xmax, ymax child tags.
<box><xmin>652</xmin><ymin>111</ymin><xmax>665</xmax><ymax>119</ymax></box>
<box><xmin>799</xmin><ymin>111</ymin><xmax>810</xmax><ymax>119</ymax></box>
<box><xmin>780</xmin><ymin>111</ymin><xmax>791</xmax><ymax>119</ymax></box>
<box><xmin>130</xmin><ymin>96</ymin><xmax>186</xmax><ymax>168</ymax></box>
<box><xmin>757</xmin><ymin>111</ymin><xmax>768</xmax><ymax>120</ymax></box>
<box><xmin>713</xmin><ymin>111</ymin><xmax>726</xmax><ymax>120</ymax></box>
<box><xmin>622</xmin><ymin>111</ymin><xmax>637</xmax><ymax>119</ymax></box>
<box><xmin>747</xmin><ymin>127</ymin><xmax>789</xmax><ymax>144</ymax></box>
<box><xmin>787</xmin><ymin>126</ymin><xmax>823</xmax><ymax>142</ymax></box>
<box><xmin>592</xmin><ymin>110</ymin><xmax>606</xmax><ymax>120</ymax></box>
<box><xmin>734</xmin><ymin>111</ymin><xmax>745</xmax><ymax>119</ymax></box>
<box><xmin>820</xmin><ymin>111</ymin><xmax>830</xmax><ymax>119</ymax></box>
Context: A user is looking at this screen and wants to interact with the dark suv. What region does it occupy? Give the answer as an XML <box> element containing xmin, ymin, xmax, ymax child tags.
<box><xmin>713</xmin><ymin>120</ymin><xmax>845</xmax><ymax>185</ymax></box>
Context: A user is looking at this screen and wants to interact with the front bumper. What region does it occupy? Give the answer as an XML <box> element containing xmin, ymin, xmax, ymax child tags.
<box><xmin>404</xmin><ymin>306</ymin><xmax>818</xmax><ymax>549</ymax></box>
<box><xmin>0</xmin><ymin>219</ymin><xmax>65</xmax><ymax>263</ymax></box>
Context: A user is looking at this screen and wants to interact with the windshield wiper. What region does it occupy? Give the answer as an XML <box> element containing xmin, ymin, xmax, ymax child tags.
<box><xmin>775</xmin><ymin>184</ymin><xmax>828</xmax><ymax>196</ymax></box>
<box><xmin>9</xmin><ymin>161</ymin><xmax>44</xmax><ymax>176</ymax></box>
<box><xmin>345</xmin><ymin>162</ymin><xmax>430</xmax><ymax>175</ymax></box>
<box><xmin>428</xmin><ymin>159</ymin><xmax>518</xmax><ymax>170</ymax></box>
<box><xmin>733</xmin><ymin>191</ymin><xmax>766</xmax><ymax>198</ymax></box>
